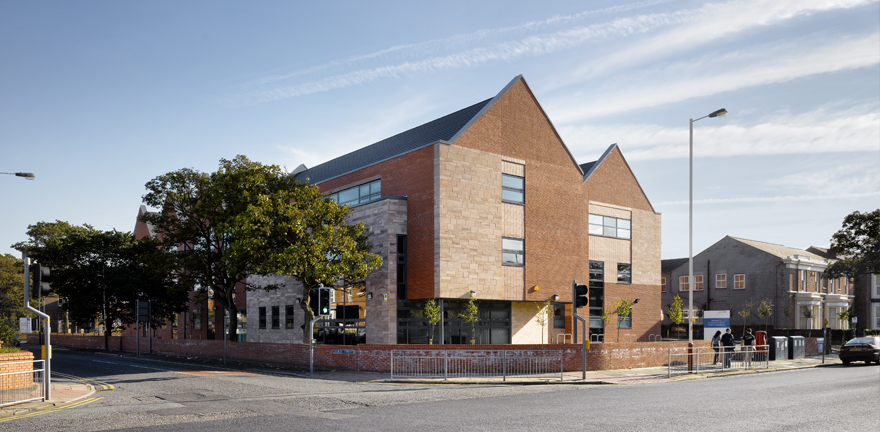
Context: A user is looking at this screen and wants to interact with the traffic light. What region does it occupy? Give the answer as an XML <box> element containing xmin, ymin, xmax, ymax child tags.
<box><xmin>30</xmin><ymin>263</ymin><xmax>51</xmax><ymax>299</ymax></box>
<box><xmin>318</xmin><ymin>286</ymin><xmax>331</xmax><ymax>317</ymax></box>
<box><xmin>309</xmin><ymin>288</ymin><xmax>319</xmax><ymax>315</ymax></box>
<box><xmin>573</xmin><ymin>280</ymin><xmax>588</xmax><ymax>309</ymax></box>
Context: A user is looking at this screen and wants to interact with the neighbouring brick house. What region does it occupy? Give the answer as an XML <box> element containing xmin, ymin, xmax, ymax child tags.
<box><xmin>660</xmin><ymin>236</ymin><xmax>853</xmax><ymax>333</ymax></box>
<box><xmin>248</xmin><ymin>75</ymin><xmax>663</xmax><ymax>345</ymax></box>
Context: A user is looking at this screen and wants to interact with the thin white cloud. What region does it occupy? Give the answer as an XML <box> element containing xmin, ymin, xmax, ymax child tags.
<box><xmin>564</xmin><ymin>103</ymin><xmax>880</xmax><ymax>159</ymax></box>
<box><xmin>551</xmin><ymin>32</ymin><xmax>880</xmax><ymax>122</ymax></box>
<box><xmin>656</xmin><ymin>191</ymin><xmax>880</xmax><ymax>206</ymax></box>
<box><xmin>222</xmin><ymin>0</ymin><xmax>876</xmax><ymax>106</ymax></box>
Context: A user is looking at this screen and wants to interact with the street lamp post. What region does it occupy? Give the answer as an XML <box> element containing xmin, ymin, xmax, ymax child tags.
<box><xmin>689</xmin><ymin>108</ymin><xmax>728</xmax><ymax>345</ymax></box>
<box><xmin>1</xmin><ymin>172</ymin><xmax>35</xmax><ymax>180</ymax></box>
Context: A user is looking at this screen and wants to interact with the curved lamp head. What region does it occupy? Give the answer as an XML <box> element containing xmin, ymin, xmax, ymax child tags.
<box><xmin>708</xmin><ymin>108</ymin><xmax>728</xmax><ymax>118</ymax></box>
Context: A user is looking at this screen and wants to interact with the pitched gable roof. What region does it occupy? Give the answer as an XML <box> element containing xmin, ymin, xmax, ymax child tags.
<box><xmin>729</xmin><ymin>236</ymin><xmax>829</xmax><ymax>262</ymax></box>
<box><xmin>662</xmin><ymin>258</ymin><xmax>689</xmax><ymax>274</ymax></box>
<box><xmin>294</xmin><ymin>75</ymin><xmax>588</xmax><ymax>185</ymax></box>
<box><xmin>581</xmin><ymin>144</ymin><xmax>656</xmax><ymax>213</ymax></box>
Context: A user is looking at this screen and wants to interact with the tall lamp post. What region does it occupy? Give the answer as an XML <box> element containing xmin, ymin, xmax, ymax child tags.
<box><xmin>1</xmin><ymin>172</ymin><xmax>35</xmax><ymax>180</ymax></box>
<box><xmin>689</xmin><ymin>108</ymin><xmax>727</xmax><ymax>345</ymax></box>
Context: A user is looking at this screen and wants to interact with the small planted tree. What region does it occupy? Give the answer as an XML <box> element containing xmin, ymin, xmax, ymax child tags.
<box><xmin>738</xmin><ymin>299</ymin><xmax>754</xmax><ymax>337</ymax></box>
<box><xmin>801</xmin><ymin>306</ymin><xmax>814</xmax><ymax>329</ymax></box>
<box><xmin>612</xmin><ymin>299</ymin><xmax>634</xmax><ymax>342</ymax></box>
<box><xmin>424</xmin><ymin>299</ymin><xmax>441</xmax><ymax>345</ymax></box>
<box><xmin>756</xmin><ymin>299</ymin><xmax>773</xmax><ymax>334</ymax></box>
<box><xmin>667</xmin><ymin>295</ymin><xmax>683</xmax><ymax>338</ymax></box>
<box><xmin>460</xmin><ymin>295</ymin><xmax>479</xmax><ymax>345</ymax></box>
<box><xmin>534</xmin><ymin>301</ymin><xmax>553</xmax><ymax>344</ymax></box>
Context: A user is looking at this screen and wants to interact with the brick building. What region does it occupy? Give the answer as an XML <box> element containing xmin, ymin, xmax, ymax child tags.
<box><xmin>248</xmin><ymin>76</ymin><xmax>662</xmax><ymax>345</ymax></box>
<box><xmin>661</xmin><ymin>236</ymin><xmax>853</xmax><ymax>334</ymax></box>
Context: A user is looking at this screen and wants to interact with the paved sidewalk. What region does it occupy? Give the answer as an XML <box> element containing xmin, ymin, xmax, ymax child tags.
<box><xmin>0</xmin><ymin>381</ymin><xmax>94</xmax><ymax>418</ymax></box>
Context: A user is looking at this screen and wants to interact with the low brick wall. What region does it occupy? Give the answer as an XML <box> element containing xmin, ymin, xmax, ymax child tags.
<box><xmin>33</xmin><ymin>333</ymin><xmax>711</xmax><ymax>372</ymax></box>
<box><xmin>0</xmin><ymin>351</ymin><xmax>35</xmax><ymax>391</ymax></box>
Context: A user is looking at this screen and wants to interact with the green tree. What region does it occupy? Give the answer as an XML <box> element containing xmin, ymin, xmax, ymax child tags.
<box><xmin>0</xmin><ymin>254</ymin><xmax>26</xmax><ymax>346</ymax></box>
<box><xmin>825</xmin><ymin>209</ymin><xmax>880</xmax><ymax>279</ymax></box>
<box><xmin>459</xmin><ymin>295</ymin><xmax>479</xmax><ymax>345</ymax></box>
<box><xmin>612</xmin><ymin>299</ymin><xmax>634</xmax><ymax>342</ymax></box>
<box><xmin>667</xmin><ymin>295</ymin><xmax>683</xmax><ymax>338</ymax></box>
<box><xmin>15</xmin><ymin>225</ymin><xmax>187</xmax><ymax>349</ymax></box>
<box><xmin>801</xmin><ymin>306</ymin><xmax>814</xmax><ymax>329</ymax></box>
<box><xmin>424</xmin><ymin>299</ymin><xmax>441</xmax><ymax>345</ymax></box>
<box><xmin>208</xmin><ymin>156</ymin><xmax>382</xmax><ymax>341</ymax></box>
<box><xmin>756</xmin><ymin>299</ymin><xmax>773</xmax><ymax>334</ymax></box>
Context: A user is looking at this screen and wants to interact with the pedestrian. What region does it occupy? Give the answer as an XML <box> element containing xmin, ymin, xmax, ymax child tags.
<box><xmin>742</xmin><ymin>328</ymin><xmax>756</xmax><ymax>367</ymax></box>
<box><xmin>711</xmin><ymin>330</ymin><xmax>722</xmax><ymax>365</ymax></box>
<box><xmin>720</xmin><ymin>328</ymin><xmax>735</xmax><ymax>368</ymax></box>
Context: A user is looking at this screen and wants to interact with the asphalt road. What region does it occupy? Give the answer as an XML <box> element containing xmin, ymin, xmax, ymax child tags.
<box><xmin>4</xmin><ymin>348</ymin><xmax>878</xmax><ymax>431</ymax></box>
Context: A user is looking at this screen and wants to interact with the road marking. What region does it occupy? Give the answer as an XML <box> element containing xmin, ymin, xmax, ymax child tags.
<box><xmin>0</xmin><ymin>397</ymin><xmax>103</xmax><ymax>423</ymax></box>
<box><xmin>179</xmin><ymin>371</ymin><xmax>256</xmax><ymax>376</ymax></box>
<box><xmin>54</xmin><ymin>372</ymin><xmax>115</xmax><ymax>391</ymax></box>
<box><xmin>89</xmin><ymin>359</ymin><xmax>170</xmax><ymax>372</ymax></box>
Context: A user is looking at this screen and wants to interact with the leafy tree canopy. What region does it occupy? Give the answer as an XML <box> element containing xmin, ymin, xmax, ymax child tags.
<box><xmin>826</xmin><ymin>209</ymin><xmax>880</xmax><ymax>279</ymax></box>
<box><xmin>0</xmin><ymin>254</ymin><xmax>26</xmax><ymax>346</ymax></box>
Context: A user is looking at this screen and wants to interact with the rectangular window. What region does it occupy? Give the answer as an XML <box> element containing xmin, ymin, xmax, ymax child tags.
<box><xmin>693</xmin><ymin>275</ymin><xmax>704</xmax><ymax>291</ymax></box>
<box><xmin>329</xmin><ymin>179</ymin><xmax>381</xmax><ymax>207</ymax></box>
<box><xmin>271</xmin><ymin>306</ymin><xmax>280</xmax><ymax>329</ymax></box>
<box><xmin>679</xmin><ymin>276</ymin><xmax>689</xmax><ymax>292</ymax></box>
<box><xmin>285</xmin><ymin>305</ymin><xmax>295</xmax><ymax>329</ymax></box>
<box><xmin>618</xmin><ymin>311</ymin><xmax>632</xmax><ymax>329</ymax></box>
<box><xmin>874</xmin><ymin>274</ymin><xmax>880</xmax><ymax>297</ymax></box>
<box><xmin>588</xmin><ymin>214</ymin><xmax>631</xmax><ymax>240</ymax></box>
<box><xmin>661</xmin><ymin>277</ymin><xmax>667</xmax><ymax>293</ymax></box>
<box><xmin>800</xmin><ymin>270</ymin><xmax>806</xmax><ymax>292</ymax></box>
<box><xmin>193</xmin><ymin>310</ymin><xmax>202</xmax><ymax>330</ymax></box>
<box><xmin>734</xmin><ymin>274</ymin><xmax>746</xmax><ymax>290</ymax></box>
<box><xmin>553</xmin><ymin>305</ymin><xmax>565</xmax><ymax>329</ymax></box>
<box><xmin>397</xmin><ymin>235</ymin><xmax>407</xmax><ymax>300</ymax></box>
<box><xmin>501</xmin><ymin>174</ymin><xmax>524</xmax><ymax>204</ymax></box>
<box><xmin>502</xmin><ymin>237</ymin><xmax>524</xmax><ymax>266</ymax></box>
<box><xmin>588</xmin><ymin>261</ymin><xmax>605</xmax><ymax>330</ymax></box>
<box><xmin>875</xmin><ymin>304</ymin><xmax>880</xmax><ymax>328</ymax></box>
<box><xmin>813</xmin><ymin>272</ymin><xmax>819</xmax><ymax>292</ymax></box>
<box><xmin>716</xmin><ymin>273</ymin><xmax>727</xmax><ymax>289</ymax></box>
<box><xmin>258</xmin><ymin>307</ymin><xmax>266</xmax><ymax>329</ymax></box>
<box><xmin>617</xmin><ymin>263</ymin><xmax>632</xmax><ymax>284</ymax></box>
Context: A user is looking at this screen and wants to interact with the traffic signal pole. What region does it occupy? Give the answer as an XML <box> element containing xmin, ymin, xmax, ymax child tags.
<box><xmin>572</xmin><ymin>280</ymin><xmax>590</xmax><ymax>380</ymax></box>
<box><xmin>23</xmin><ymin>252</ymin><xmax>51</xmax><ymax>400</ymax></box>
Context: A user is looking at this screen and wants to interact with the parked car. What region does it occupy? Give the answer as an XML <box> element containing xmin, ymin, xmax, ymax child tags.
<box><xmin>839</xmin><ymin>336</ymin><xmax>880</xmax><ymax>365</ymax></box>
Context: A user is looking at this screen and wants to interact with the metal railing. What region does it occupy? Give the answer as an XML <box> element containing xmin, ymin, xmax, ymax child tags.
<box><xmin>668</xmin><ymin>345</ymin><xmax>769</xmax><ymax>377</ymax></box>
<box><xmin>556</xmin><ymin>333</ymin><xmax>572</xmax><ymax>344</ymax></box>
<box><xmin>0</xmin><ymin>360</ymin><xmax>45</xmax><ymax>407</ymax></box>
<box><xmin>391</xmin><ymin>350</ymin><xmax>564</xmax><ymax>381</ymax></box>
<box><xmin>648</xmin><ymin>334</ymin><xmax>662</xmax><ymax>342</ymax></box>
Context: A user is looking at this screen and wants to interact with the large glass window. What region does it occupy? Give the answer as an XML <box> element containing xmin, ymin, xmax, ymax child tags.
<box><xmin>588</xmin><ymin>261</ymin><xmax>605</xmax><ymax>339</ymax></box>
<box><xmin>553</xmin><ymin>305</ymin><xmax>566</xmax><ymax>329</ymax></box>
<box><xmin>397</xmin><ymin>300</ymin><xmax>511</xmax><ymax>344</ymax></box>
<box><xmin>617</xmin><ymin>263</ymin><xmax>632</xmax><ymax>284</ymax></box>
<box><xmin>397</xmin><ymin>235</ymin><xmax>407</xmax><ymax>300</ymax></box>
<box><xmin>588</xmin><ymin>214</ymin><xmax>631</xmax><ymax>239</ymax></box>
<box><xmin>502</xmin><ymin>174</ymin><xmax>524</xmax><ymax>204</ymax></box>
<box><xmin>502</xmin><ymin>237</ymin><xmax>524</xmax><ymax>266</ymax></box>
<box><xmin>271</xmin><ymin>306</ymin><xmax>280</xmax><ymax>329</ymax></box>
<box><xmin>258</xmin><ymin>307</ymin><xmax>266</xmax><ymax>329</ymax></box>
<box><xmin>618</xmin><ymin>311</ymin><xmax>632</xmax><ymax>329</ymax></box>
<box><xmin>329</xmin><ymin>179</ymin><xmax>381</xmax><ymax>206</ymax></box>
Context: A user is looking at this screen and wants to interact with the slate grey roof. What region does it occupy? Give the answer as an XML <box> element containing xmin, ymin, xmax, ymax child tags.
<box><xmin>579</xmin><ymin>162</ymin><xmax>596</xmax><ymax>174</ymax></box>
<box><xmin>662</xmin><ymin>258</ymin><xmax>689</xmax><ymax>274</ymax></box>
<box><xmin>295</xmin><ymin>98</ymin><xmax>492</xmax><ymax>185</ymax></box>
<box><xmin>731</xmin><ymin>237</ymin><xmax>829</xmax><ymax>262</ymax></box>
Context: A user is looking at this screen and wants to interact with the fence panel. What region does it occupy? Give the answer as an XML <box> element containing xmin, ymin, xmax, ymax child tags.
<box><xmin>391</xmin><ymin>350</ymin><xmax>563</xmax><ymax>381</ymax></box>
<box><xmin>0</xmin><ymin>360</ymin><xmax>45</xmax><ymax>407</ymax></box>
<box><xmin>668</xmin><ymin>346</ymin><xmax>769</xmax><ymax>377</ymax></box>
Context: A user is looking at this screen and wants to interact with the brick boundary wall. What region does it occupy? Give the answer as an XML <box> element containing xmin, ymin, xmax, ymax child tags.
<box><xmin>31</xmin><ymin>333</ymin><xmax>726</xmax><ymax>372</ymax></box>
<box><xmin>0</xmin><ymin>352</ymin><xmax>35</xmax><ymax>391</ymax></box>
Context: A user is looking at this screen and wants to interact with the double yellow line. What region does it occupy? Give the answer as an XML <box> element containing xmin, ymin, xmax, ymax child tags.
<box><xmin>0</xmin><ymin>397</ymin><xmax>103</xmax><ymax>423</ymax></box>
<box><xmin>54</xmin><ymin>372</ymin><xmax>115</xmax><ymax>391</ymax></box>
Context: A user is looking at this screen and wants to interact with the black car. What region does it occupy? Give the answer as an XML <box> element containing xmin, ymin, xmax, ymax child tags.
<box><xmin>839</xmin><ymin>336</ymin><xmax>880</xmax><ymax>365</ymax></box>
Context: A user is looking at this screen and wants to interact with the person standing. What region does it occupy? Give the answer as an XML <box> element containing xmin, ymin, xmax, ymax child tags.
<box><xmin>742</xmin><ymin>328</ymin><xmax>756</xmax><ymax>367</ymax></box>
<box><xmin>720</xmin><ymin>328</ymin><xmax>735</xmax><ymax>368</ymax></box>
<box><xmin>711</xmin><ymin>330</ymin><xmax>722</xmax><ymax>365</ymax></box>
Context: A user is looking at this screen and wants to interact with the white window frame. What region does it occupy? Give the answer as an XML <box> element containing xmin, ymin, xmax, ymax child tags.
<box><xmin>800</xmin><ymin>270</ymin><xmax>806</xmax><ymax>292</ymax></box>
<box><xmin>661</xmin><ymin>277</ymin><xmax>667</xmax><ymax>293</ymax></box>
<box><xmin>693</xmin><ymin>275</ymin><xmax>704</xmax><ymax>291</ymax></box>
<box><xmin>716</xmin><ymin>273</ymin><xmax>727</xmax><ymax>289</ymax></box>
<box><xmin>679</xmin><ymin>276</ymin><xmax>689</xmax><ymax>292</ymax></box>
<box><xmin>734</xmin><ymin>274</ymin><xmax>746</xmax><ymax>290</ymax></box>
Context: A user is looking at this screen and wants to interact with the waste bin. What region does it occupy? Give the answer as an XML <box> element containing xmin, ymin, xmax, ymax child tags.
<box><xmin>769</xmin><ymin>336</ymin><xmax>788</xmax><ymax>361</ymax></box>
<box><xmin>788</xmin><ymin>335</ymin><xmax>805</xmax><ymax>359</ymax></box>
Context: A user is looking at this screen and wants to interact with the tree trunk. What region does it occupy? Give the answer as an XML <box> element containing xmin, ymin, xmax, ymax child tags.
<box><xmin>300</xmin><ymin>288</ymin><xmax>316</xmax><ymax>343</ymax></box>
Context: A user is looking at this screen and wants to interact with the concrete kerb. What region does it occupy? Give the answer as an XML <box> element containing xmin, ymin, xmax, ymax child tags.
<box><xmin>0</xmin><ymin>383</ymin><xmax>95</xmax><ymax>418</ymax></box>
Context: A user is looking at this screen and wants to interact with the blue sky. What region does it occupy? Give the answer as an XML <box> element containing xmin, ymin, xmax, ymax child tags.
<box><xmin>1</xmin><ymin>0</ymin><xmax>878</xmax><ymax>260</ymax></box>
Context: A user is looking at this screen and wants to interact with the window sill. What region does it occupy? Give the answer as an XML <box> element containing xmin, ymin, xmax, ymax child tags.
<box><xmin>501</xmin><ymin>200</ymin><xmax>524</xmax><ymax>206</ymax></box>
<box><xmin>502</xmin><ymin>263</ymin><xmax>525</xmax><ymax>267</ymax></box>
